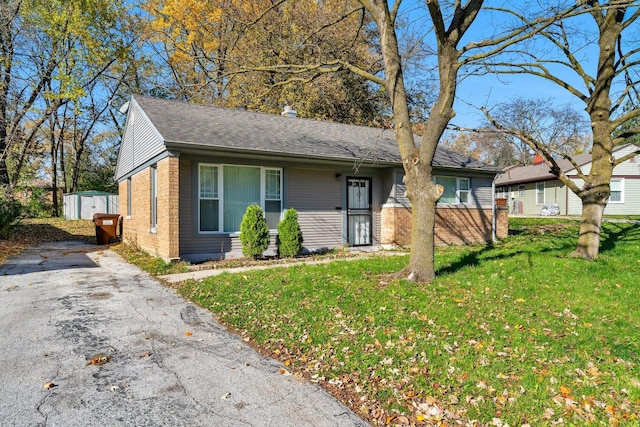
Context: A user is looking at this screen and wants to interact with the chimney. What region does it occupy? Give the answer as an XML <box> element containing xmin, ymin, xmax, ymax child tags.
<box><xmin>533</xmin><ymin>153</ymin><xmax>545</xmax><ymax>165</ymax></box>
<box><xmin>281</xmin><ymin>105</ymin><xmax>297</xmax><ymax>117</ymax></box>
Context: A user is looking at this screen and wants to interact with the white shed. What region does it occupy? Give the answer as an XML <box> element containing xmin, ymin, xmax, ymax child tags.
<box><xmin>63</xmin><ymin>191</ymin><xmax>119</xmax><ymax>220</ymax></box>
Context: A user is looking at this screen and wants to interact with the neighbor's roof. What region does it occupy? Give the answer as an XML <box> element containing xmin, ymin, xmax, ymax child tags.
<box><xmin>133</xmin><ymin>95</ymin><xmax>498</xmax><ymax>172</ymax></box>
<box><xmin>496</xmin><ymin>153</ymin><xmax>593</xmax><ymax>186</ymax></box>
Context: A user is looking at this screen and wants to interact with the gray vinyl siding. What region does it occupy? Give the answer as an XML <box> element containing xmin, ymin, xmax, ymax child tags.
<box><xmin>568</xmin><ymin>144</ymin><xmax>639</xmax><ymax>176</ymax></box>
<box><xmin>115</xmin><ymin>99</ymin><xmax>166</xmax><ymax>181</ymax></box>
<box><xmin>386</xmin><ymin>169</ymin><xmax>495</xmax><ymax>209</ymax></box>
<box><xmin>179</xmin><ymin>158</ymin><xmax>279</xmax><ymax>261</ymax></box>
<box><xmin>511</xmin><ymin>183</ymin><xmax>540</xmax><ymax>215</ymax></box>
<box><xmin>564</xmin><ymin>144</ymin><xmax>640</xmax><ymax>215</ymax></box>
<box><xmin>287</xmin><ymin>168</ymin><xmax>343</xmax><ymax>250</ymax></box>
<box><xmin>525</xmin><ymin>179</ymin><xmax>567</xmax><ymax>215</ymax></box>
<box><xmin>567</xmin><ymin>178</ymin><xmax>640</xmax><ymax>215</ymax></box>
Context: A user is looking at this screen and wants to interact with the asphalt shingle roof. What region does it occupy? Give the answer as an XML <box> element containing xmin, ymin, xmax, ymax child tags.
<box><xmin>134</xmin><ymin>95</ymin><xmax>497</xmax><ymax>172</ymax></box>
<box><xmin>495</xmin><ymin>153</ymin><xmax>592</xmax><ymax>185</ymax></box>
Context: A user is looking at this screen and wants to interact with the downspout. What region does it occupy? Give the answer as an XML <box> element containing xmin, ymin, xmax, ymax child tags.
<box><xmin>492</xmin><ymin>173</ymin><xmax>498</xmax><ymax>243</ymax></box>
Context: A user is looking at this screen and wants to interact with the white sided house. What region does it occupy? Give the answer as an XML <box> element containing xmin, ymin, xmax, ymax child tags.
<box><xmin>115</xmin><ymin>96</ymin><xmax>508</xmax><ymax>262</ymax></box>
<box><xmin>496</xmin><ymin>144</ymin><xmax>640</xmax><ymax>216</ymax></box>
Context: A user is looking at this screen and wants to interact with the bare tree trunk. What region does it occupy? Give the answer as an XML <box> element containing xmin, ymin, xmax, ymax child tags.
<box><xmin>573</xmin><ymin>193</ymin><xmax>607</xmax><ymax>260</ymax></box>
<box><xmin>60</xmin><ymin>137</ymin><xmax>67</xmax><ymax>192</ymax></box>
<box><xmin>0</xmin><ymin>128</ymin><xmax>9</xmax><ymax>188</ymax></box>
<box><xmin>402</xmin><ymin>174</ymin><xmax>439</xmax><ymax>281</ymax></box>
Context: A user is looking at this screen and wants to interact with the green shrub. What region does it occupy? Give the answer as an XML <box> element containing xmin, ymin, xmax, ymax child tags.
<box><xmin>22</xmin><ymin>187</ymin><xmax>52</xmax><ymax>218</ymax></box>
<box><xmin>0</xmin><ymin>187</ymin><xmax>23</xmax><ymax>239</ymax></box>
<box><xmin>239</xmin><ymin>204</ymin><xmax>270</xmax><ymax>259</ymax></box>
<box><xmin>277</xmin><ymin>208</ymin><xmax>303</xmax><ymax>258</ymax></box>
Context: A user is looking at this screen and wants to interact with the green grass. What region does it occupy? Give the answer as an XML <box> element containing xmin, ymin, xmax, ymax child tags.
<box><xmin>178</xmin><ymin>218</ymin><xmax>640</xmax><ymax>426</ymax></box>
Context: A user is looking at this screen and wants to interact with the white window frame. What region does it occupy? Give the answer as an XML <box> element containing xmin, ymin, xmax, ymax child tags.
<box><xmin>536</xmin><ymin>182</ymin><xmax>545</xmax><ymax>205</ymax></box>
<box><xmin>609</xmin><ymin>178</ymin><xmax>624</xmax><ymax>203</ymax></box>
<box><xmin>434</xmin><ymin>176</ymin><xmax>471</xmax><ymax>204</ymax></box>
<box><xmin>518</xmin><ymin>185</ymin><xmax>525</xmax><ymax>197</ymax></box>
<box><xmin>198</xmin><ymin>163</ymin><xmax>283</xmax><ymax>234</ymax></box>
<box><xmin>457</xmin><ymin>178</ymin><xmax>470</xmax><ymax>203</ymax></box>
<box><xmin>198</xmin><ymin>164</ymin><xmax>220</xmax><ymax>232</ymax></box>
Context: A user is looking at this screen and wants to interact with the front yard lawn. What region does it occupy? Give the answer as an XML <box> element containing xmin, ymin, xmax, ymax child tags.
<box><xmin>179</xmin><ymin>218</ymin><xmax>640</xmax><ymax>426</ymax></box>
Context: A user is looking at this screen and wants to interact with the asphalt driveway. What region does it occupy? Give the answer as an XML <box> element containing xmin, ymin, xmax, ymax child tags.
<box><xmin>0</xmin><ymin>241</ymin><xmax>368</xmax><ymax>427</ymax></box>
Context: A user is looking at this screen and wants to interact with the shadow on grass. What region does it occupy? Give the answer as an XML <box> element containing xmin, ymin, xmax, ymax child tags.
<box><xmin>599</xmin><ymin>222</ymin><xmax>640</xmax><ymax>253</ymax></box>
<box><xmin>435</xmin><ymin>233</ymin><xmax>575</xmax><ymax>277</ymax></box>
<box><xmin>437</xmin><ymin>221</ymin><xmax>639</xmax><ymax>277</ymax></box>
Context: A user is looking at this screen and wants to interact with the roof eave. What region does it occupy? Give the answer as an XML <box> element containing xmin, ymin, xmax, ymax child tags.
<box><xmin>164</xmin><ymin>140</ymin><xmax>401</xmax><ymax>167</ymax></box>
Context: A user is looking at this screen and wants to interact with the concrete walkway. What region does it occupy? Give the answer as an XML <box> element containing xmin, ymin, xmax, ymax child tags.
<box><xmin>0</xmin><ymin>241</ymin><xmax>369</xmax><ymax>427</ymax></box>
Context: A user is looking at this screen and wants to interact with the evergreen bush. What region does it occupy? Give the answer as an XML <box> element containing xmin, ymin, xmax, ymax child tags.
<box><xmin>239</xmin><ymin>204</ymin><xmax>270</xmax><ymax>259</ymax></box>
<box><xmin>277</xmin><ymin>208</ymin><xmax>303</xmax><ymax>258</ymax></box>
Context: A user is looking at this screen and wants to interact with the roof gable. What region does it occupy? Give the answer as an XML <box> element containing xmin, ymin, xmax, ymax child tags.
<box><xmin>115</xmin><ymin>97</ymin><xmax>166</xmax><ymax>180</ymax></box>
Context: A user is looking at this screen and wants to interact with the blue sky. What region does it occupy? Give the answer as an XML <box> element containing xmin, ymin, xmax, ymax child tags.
<box><xmin>397</xmin><ymin>0</ymin><xmax>601</xmax><ymax>128</ymax></box>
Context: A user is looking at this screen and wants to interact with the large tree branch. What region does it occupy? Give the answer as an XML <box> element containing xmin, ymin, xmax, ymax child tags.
<box><xmin>612</xmin><ymin>143</ymin><xmax>640</xmax><ymax>165</ymax></box>
<box><xmin>482</xmin><ymin>106</ymin><xmax>587</xmax><ymax>192</ymax></box>
<box><xmin>487</xmin><ymin>60</ymin><xmax>589</xmax><ymax>102</ymax></box>
<box><xmin>236</xmin><ymin>59</ymin><xmax>385</xmax><ymax>86</ymax></box>
<box><xmin>459</xmin><ymin>3</ymin><xmax>583</xmax><ymax>63</ymax></box>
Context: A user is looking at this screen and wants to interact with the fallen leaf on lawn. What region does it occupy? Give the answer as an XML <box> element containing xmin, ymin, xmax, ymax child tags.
<box><xmin>514</xmin><ymin>298</ymin><xmax>526</xmax><ymax>303</ymax></box>
<box><xmin>86</xmin><ymin>354</ymin><xmax>112</xmax><ymax>366</ymax></box>
<box><xmin>560</xmin><ymin>385</ymin><xmax>572</xmax><ymax>397</ymax></box>
<box><xmin>185</xmin><ymin>331</ymin><xmax>193</xmax><ymax>336</ymax></box>
<box><xmin>424</xmin><ymin>396</ymin><xmax>437</xmax><ymax>405</ymax></box>
<box><xmin>43</xmin><ymin>382</ymin><xmax>56</xmax><ymax>389</ymax></box>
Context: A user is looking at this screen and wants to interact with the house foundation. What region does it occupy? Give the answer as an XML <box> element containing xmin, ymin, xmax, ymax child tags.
<box><xmin>381</xmin><ymin>205</ymin><xmax>508</xmax><ymax>247</ymax></box>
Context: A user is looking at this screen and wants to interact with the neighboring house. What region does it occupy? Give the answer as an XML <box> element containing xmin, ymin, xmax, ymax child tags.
<box><xmin>496</xmin><ymin>145</ymin><xmax>640</xmax><ymax>216</ymax></box>
<box><xmin>115</xmin><ymin>96</ymin><xmax>508</xmax><ymax>262</ymax></box>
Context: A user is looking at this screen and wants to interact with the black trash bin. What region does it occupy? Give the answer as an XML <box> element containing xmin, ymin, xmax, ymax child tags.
<box><xmin>93</xmin><ymin>213</ymin><xmax>120</xmax><ymax>244</ymax></box>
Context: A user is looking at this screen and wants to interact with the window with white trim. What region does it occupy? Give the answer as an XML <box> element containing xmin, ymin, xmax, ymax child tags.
<box><xmin>536</xmin><ymin>182</ymin><xmax>545</xmax><ymax>205</ymax></box>
<box><xmin>434</xmin><ymin>176</ymin><xmax>471</xmax><ymax>204</ymax></box>
<box><xmin>198</xmin><ymin>164</ymin><xmax>282</xmax><ymax>233</ymax></box>
<box><xmin>609</xmin><ymin>178</ymin><xmax>624</xmax><ymax>203</ymax></box>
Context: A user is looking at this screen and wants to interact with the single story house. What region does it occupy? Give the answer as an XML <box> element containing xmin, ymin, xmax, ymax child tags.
<box><xmin>115</xmin><ymin>96</ymin><xmax>508</xmax><ymax>262</ymax></box>
<box><xmin>495</xmin><ymin>144</ymin><xmax>640</xmax><ymax>216</ymax></box>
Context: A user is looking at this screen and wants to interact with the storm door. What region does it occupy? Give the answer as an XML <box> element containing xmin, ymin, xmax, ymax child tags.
<box><xmin>347</xmin><ymin>178</ymin><xmax>372</xmax><ymax>246</ymax></box>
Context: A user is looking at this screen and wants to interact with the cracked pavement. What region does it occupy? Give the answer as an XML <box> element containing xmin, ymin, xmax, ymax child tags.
<box><xmin>0</xmin><ymin>241</ymin><xmax>369</xmax><ymax>427</ymax></box>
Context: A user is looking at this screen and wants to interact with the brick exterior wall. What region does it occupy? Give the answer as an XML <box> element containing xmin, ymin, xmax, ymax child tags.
<box><xmin>119</xmin><ymin>156</ymin><xmax>179</xmax><ymax>261</ymax></box>
<box><xmin>380</xmin><ymin>205</ymin><xmax>508</xmax><ymax>247</ymax></box>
